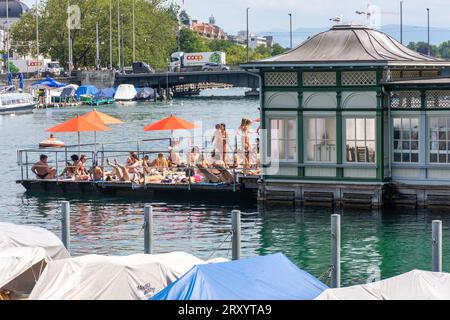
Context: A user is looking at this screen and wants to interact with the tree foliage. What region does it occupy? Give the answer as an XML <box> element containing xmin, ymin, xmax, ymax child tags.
<box><xmin>10</xmin><ymin>0</ymin><xmax>178</xmax><ymax>70</ymax></box>
<box><xmin>407</xmin><ymin>41</ymin><xmax>450</xmax><ymax>59</ymax></box>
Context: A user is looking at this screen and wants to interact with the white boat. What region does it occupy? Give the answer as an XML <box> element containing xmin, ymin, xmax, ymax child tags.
<box><xmin>0</xmin><ymin>92</ymin><xmax>36</xmax><ymax>115</ymax></box>
<box><xmin>114</xmin><ymin>84</ymin><xmax>137</xmax><ymax>101</ymax></box>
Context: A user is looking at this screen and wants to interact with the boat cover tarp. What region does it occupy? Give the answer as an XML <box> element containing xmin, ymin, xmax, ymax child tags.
<box><xmin>60</xmin><ymin>86</ymin><xmax>77</xmax><ymax>99</ymax></box>
<box><xmin>114</xmin><ymin>84</ymin><xmax>137</xmax><ymax>101</ymax></box>
<box><xmin>136</xmin><ymin>87</ymin><xmax>155</xmax><ymax>100</ymax></box>
<box><xmin>29</xmin><ymin>252</ymin><xmax>205</xmax><ymax>300</ymax></box>
<box><xmin>0</xmin><ymin>222</ymin><xmax>70</xmax><ymax>260</ymax></box>
<box><xmin>76</xmin><ymin>85</ymin><xmax>99</xmax><ymax>99</ymax></box>
<box><xmin>151</xmin><ymin>253</ymin><xmax>328</xmax><ymax>300</ymax></box>
<box><xmin>315</xmin><ymin>270</ymin><xmax>450</xmax><ymax>300</ymax></box>
<box><xmin>0</xmin><ymin>247</ymin><xmax>49</xmax><ymax>295</ymax></box>
<box><xmin>94</xmin><ymin>87</ymin><xmax>116</xmax><ymax>99</ymax></box>
<box><xmin>31</xmin><ymin>76</ymin><xmax>66</xmax><ymax>88</ymax></box>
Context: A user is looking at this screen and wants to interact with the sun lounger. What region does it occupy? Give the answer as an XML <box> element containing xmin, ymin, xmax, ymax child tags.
<box><xmin>212</xmin><ymin>164</ymin><xmax>235</xmax><ymax>184</ymax></box>
<box><xmin>198</xmin><ymin>167</ymin><xmax>222</xmax><ymax>183</ymax></box>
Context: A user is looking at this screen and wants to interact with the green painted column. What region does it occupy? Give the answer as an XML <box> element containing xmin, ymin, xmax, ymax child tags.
<box><xmin>298</xmin><ymin>88</ymin><xmax>304</xmax><ymax>178</ymax></box>
<box><xmin>336</xmin><ymin>91</ymin><xmax>343</xmax><ymax>179</ymax></box>
<box><xmin>376</xmin><ymin>109</ymin><xmax>384</xmax><ymax>181</ymax></box>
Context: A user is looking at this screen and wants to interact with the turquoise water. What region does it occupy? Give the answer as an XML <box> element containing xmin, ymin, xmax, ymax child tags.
<box><xmin>1</xmin><ymin>88</ymin><xmax>449</xmax><ymax>287</ymax></box>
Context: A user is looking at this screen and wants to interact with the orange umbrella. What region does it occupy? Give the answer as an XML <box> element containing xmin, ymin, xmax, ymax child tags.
<box><xmin>143</xmin><ymin>115</ymin><xmax>198</xmax><ymax>131</ymax></box>
<box><xmin>81</xmin><ymin>109</ymin><xmax>123</xmax><ymax>152</ymax></box>
<box><xmin>81</xmin><ymin>109</ymin><xmax>124</xmax><ymax>125</ymax></box>
<box><xmin>47</xmin><ymin>115</ymin><xmax>111</xmax><ymax>152</ymax></box>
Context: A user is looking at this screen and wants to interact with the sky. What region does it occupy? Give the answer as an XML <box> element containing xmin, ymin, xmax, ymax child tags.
<box><xmin>21</xmin><ymin>0</ymin><xmax>450</xmax><ymax>35</ymax></box>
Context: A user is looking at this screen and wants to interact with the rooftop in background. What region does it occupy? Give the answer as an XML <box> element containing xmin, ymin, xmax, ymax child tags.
<box><xmin>244</xmin><ymin>25</ymin><xmax>450</xmax><ymax>68</ymax></box>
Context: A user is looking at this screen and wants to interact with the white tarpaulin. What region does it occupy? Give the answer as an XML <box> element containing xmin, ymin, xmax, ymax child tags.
<box><xmin>0</xmin><ymin>247</ymin><xmax>49</xmax><ymax>297</ymax></box>
<box><xmin>0</xmin><ymin>222</ymin><xmax>69</xmax><ymax>260</ymax></box>
<box><xmin>315</xmin><ymin>270</ymin><xmax>450</xmax><ymax>300</ymax></box>
<box><xmin>29</xmin><ymin>252</ymin><xmax>205</xmax><ymax>300</ymax></box>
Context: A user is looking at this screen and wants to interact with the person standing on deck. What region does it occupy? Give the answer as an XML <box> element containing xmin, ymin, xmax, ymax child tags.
<box><xmin>211</xmin><ymin>124</ymin><xmax>223</xmax><ymax>161</ymax></box>
<box><xmin>237</xmin><ymin>118</ymin><xmax>252</xmax><ymax>169</ymax></box>
<box><xmin>221</xmin><ymin>123</ymin><xmax>229</xmax><ymax>167</ymax></box>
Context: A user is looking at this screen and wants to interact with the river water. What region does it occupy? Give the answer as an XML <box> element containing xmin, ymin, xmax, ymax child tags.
<box><xmin>1</xmin><ymin>88</ymin><xmax>449</xmax><ymax>287</ymax></box>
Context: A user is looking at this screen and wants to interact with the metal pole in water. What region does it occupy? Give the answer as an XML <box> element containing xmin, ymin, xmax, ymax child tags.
<box><xmin>144</xmin><ymin>205</ymin><xmax>153</xmax><ymax>254</ymax></box>
<box><xmin>432</xmin><ymin>220</ymin><xmax>442</xmax><ymax>272</ymax></box>
<box><xmin>61</xmin><ymin>201</ymin><xmax>70</xmax><ymax>251</ymax></box>
<box><xmin>331</xmin><ymin>214</ymin><xmax>341</xmax><ymax>288</ymax></box>
<box><xmin>232</xmin><ymin>210</ymin><xmax>241</xmax><ymax>260</ymax></box>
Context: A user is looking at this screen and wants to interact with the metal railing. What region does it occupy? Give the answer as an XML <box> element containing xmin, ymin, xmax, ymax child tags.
<box><xmin>17</xmin><ymin>137</ymin><xmax>261</xmax><ymax>191</ymax></box>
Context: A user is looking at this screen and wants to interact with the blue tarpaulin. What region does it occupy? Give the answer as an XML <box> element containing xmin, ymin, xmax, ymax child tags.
<box><xmin>7</xmin><ymin>72</ymin><xmax>12</xmax><ymax>86</ymax></box>
<box><xmin>31</xmin><ymin>76</ymin><xmax>66</xmax><ymax>88</ymax></box>
<box><xmin>19</xmin><ymin>73</ymin><xmax>24</xmax><ymax>90</ymax></box>
<box><xmin>151</xmin><ymin>253</ymin><xmax>328</xmax><ymax>300</ymax></box>
<box><xmin>94</xmin><ymin>87</ymin><xmax>115</xmax><ymax>99</ymax></box>
<box><xmin>76</xmin><ymin>85</ymin><xmax>99</xmax><ymax>99</ymax></box>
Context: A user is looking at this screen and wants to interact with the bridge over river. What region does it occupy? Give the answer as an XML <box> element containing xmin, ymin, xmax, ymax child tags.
<box><xmin>114</xmin><ymin>70</ymin><xmax>260</xmax><ymax>91</ymax></box>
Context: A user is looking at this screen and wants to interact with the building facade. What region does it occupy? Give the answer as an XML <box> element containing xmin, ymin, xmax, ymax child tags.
<box><xmin>243</xmin><ymin>25</ymin><xmax>450</xmax><ymax>208</ymax></box>
<box><xmin>191</xmin><ymin>19</ymin><xmax>228</xmax><ymax>40</ymax></box>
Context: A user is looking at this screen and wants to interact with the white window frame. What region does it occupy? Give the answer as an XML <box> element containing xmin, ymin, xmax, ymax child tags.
<box><xmin>267</xmin><ymin>114</ymin><xmax>298</xmax><ymax>163</ymax></box>
<box><xmin>304</xmin><ymin>116</ymin><xmax>337</xmax><ymax>163</ymax></box>
<box><xmin>428</xmin><ymin>116</ymin><xmax>450</xmax><ymax>164</ymax></box>
<box><xmin>344</xmin><ymin>116</ymin><xmax>376</xmax><ymax>164</ymax></box>
<box><xmin>392</xmin><ymin>117</ymin><xmax>420</xmax><ymax>164</ymax></box>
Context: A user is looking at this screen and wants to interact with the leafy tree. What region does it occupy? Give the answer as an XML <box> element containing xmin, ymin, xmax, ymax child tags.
<box><xmin>271</xmin><ymin>43</ymin><xmax>288</xmax><ymax>56</ymax></box>
<box><xmin>439</xmin><ymin>41</ymin><xmax>450</xmax><ymax>59</ymax></box>
<box><xmin>10</xmin><ymin>0</ymin><xmax>177</xmax><ymax>70</ymax></box>
<box><xmin>178</xmin><ymin>28</ymin><xmax>209</xmax><ymax>52</ymax></box>
<box><xmin>8</xmin><ymin>62</ymin><xmax>20</xmax><ymax>73</ymax></box>
<box><xmin>407</xmin><ymin>41</ymin><xmax>439</xmax><ymax>57</ymax></box>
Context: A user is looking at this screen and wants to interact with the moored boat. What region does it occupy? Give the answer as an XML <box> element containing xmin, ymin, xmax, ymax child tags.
<box><xmin>0</xmin><ymin>91</ymin><xmax>36</xmax><ymax>115</ymax></box>
<box><xmin>114</xmin><ymin>84</ymin><xmax>137</xmax><ymax>101</ymax></box>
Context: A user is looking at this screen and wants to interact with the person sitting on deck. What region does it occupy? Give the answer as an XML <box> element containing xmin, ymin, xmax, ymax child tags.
<box><xmin>169</xmin><ymin>140</ymin><xmax>181</xmax><ymax>166</ymax></box>
<box><xmin>188</xmin><ymin>146</ymin><xmax>200</xmax><ymax>167</ymax></box>
<box><xmin>75</xmin><ymin>155</ymin><xmax>90</xmax><ymax>181</ymax></box>
<box><xmin>31</xmin><ymin>154</ymin><xmax>56</xmax><ymax>180</ymax></box>
<box><xmin>126</xmin><ymin>152</ymin><xmax>139</xmax><ymax>166</ymax></box>
<box><xmin>150</xmin><ymin>153</ymin><xmax>169</xmax><ymax>170</ymax></box>
<box><xmin>88</xmin><ymin>161</ymin><xmax>104</xmax><ymax>181</ymax></box>
<box><xmin>58</xmin><ymin>154</ymin><xmax>79</xmax><ymax>179</ymax></box>
<box><xmin>126</xmin><ymin>153</ymin><xmax>143</xmax><ymax>175</ymax></box>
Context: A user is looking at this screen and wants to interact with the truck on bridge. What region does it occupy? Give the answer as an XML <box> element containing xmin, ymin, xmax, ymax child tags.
<box><xmin>169</xmin><ymin>51</ymin><xmax>226</xmax><ymax>72</ymax></box>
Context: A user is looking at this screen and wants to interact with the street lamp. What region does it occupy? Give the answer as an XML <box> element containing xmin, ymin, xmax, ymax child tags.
<box><xmin>288</xmin><ymin>13</ymin><xmax>292</xmax><ymax>49</ymax></box>
<box><xmin>246</xmin><ymin>7</ymin><xmax>249</xmax><ymax>63</ymax></box>
<box><xmin>427</xmin><ymin>8</ymin><xmax>430</xmax><ymax>56</ymax></box>
<box><xmin>109</xmin><ymin>0</ymin><xmax>112</xmax><ymax>69</ymax></box>
<box><xmin>400</xmin><ymin>1</ymin><xmax>403</xmax><ymax>44</ymax></box>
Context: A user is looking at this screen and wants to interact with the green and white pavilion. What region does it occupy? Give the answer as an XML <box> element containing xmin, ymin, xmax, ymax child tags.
<box><xmin>243</xmin><ymin>25</ymin><xmax>450</xmax><ymax>207</ymax></box>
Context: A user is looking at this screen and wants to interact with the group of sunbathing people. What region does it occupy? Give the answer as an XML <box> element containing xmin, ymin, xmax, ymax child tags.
<box><xmin>31</xmin><ymin>150</ymin><xmax>251</xmax><ymax>185</ymax></box>
<box><xmin>31</xmin><ymin>118</ymin><xmax>260</xmax><ymax>184</ymax></box>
